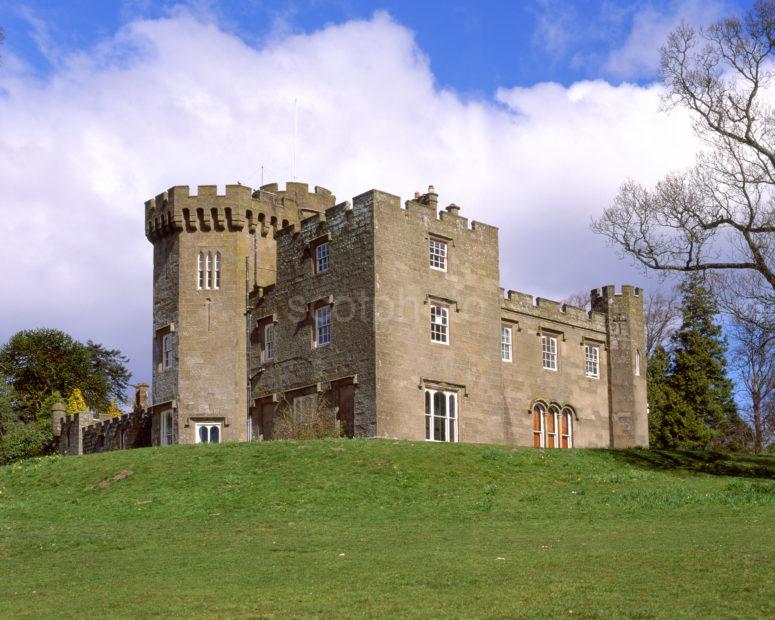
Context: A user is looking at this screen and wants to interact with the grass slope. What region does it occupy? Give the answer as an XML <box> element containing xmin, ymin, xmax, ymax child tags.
<box><xmin>0</xmin><ymin>440</ymin><xmax>773</xmax><ymax>619</ymax></box>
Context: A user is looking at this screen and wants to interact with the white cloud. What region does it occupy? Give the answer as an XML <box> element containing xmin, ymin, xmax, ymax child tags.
<box><xmin>604</xmin><ymin>0</ymin><xmax>728</xmax><ymax>79</ymax></box>
<box><xmin>0</xmin><ymin>9</ymin><xmax>702</xmax><ymax>384</ymax></box>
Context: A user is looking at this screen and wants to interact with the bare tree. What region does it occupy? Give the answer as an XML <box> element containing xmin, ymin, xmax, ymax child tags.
<box><xmin>731</xmin><ymin>305</ymin><xmax>775</xmax><ymax>451</ymax></box>
<box><xmin>562</xmin><ymin>291</ymin><xmax>591</xmax><ymax>311</ymax></box>
<box><xmin>592</xmin><ymin>2</ymin><xmax>775</xmax><ymax>314</ymax></box>
<box><xmin>644</xmin><ymin>287</ymin><xmax>682</xmax><ymax>356</ymax></box>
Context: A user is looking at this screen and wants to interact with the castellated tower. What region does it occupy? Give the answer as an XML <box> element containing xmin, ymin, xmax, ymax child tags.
<box><xmin>145</xmin><ymin>182</ymin><xmax>335</xmax><ymax>445</ymax></box>
<box><xmin>591</xmin><ymin>285</ymin><xmax>649</xmax><ymax>448</ymax></box>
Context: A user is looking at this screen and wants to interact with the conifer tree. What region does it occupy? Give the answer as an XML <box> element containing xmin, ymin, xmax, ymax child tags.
<box><xmin>667</xmin><ymin>277</ymin><xmax>740</xmax><ymax>449</ymax></box>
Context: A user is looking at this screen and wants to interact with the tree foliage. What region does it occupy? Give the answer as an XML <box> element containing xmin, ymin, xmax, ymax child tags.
<box><xmin>0</xmin><ymin>329</ymin><xmax>131</xmax><ymax>417</ymax></box>
<box><xmin>592</xmin><ymin>1</ymin><xmax>775</xmax><ymax>327</ymax></box>
<box><xmin>649</xmin><ymin>277</ymin><xmax>744</xmax><ymax>449</ymax></box>
<box><xmin>66</xmin><ymin>388</ymin><xmax>88</xmax><ymax>414</ymax></box>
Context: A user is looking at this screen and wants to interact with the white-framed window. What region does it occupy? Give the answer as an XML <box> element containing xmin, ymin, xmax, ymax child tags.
<box><xmin>197</xmin><ymin>252</ymin><xmax>204</xmax><ymax>289</ymax></box>
<box><xmin>431</xmin><ymin>305</ymin><xmax>448</xmax><ymax>344</ymax></box>
<box><xmin>533</xmin><ymin>403</ymin><xmax>573</xmax><ymax>449</ymax></box>
<box><xmin>161</xmin><ymin>410</ymin><xmax>174</xmax><ymax>446</ymax></box>
<box><xmin>315</xmin><ymin>242</ymin><xmax>330</xmax><ymax>274</ymax></box>
<box><xmin>425</xmin><ymin>389</ymin><xmax>457</xmax><ymax>442</ymax></box>
<box><xmin>635</xmin><ymin>350</ymin><xmax>641</xmax><ymax>376</ymax></box>
<box><xmin>501</xmin><ymin>326</ymin><xmax>512</xmax><ymax>362</ymax></box>
<box><xmin>429</xmin><ymin>238</ymin><xmax>447</xmax><ymax>271</ymax></box>
<box><xmin>195</xmin><ymin>422</ymin><xmax>221</xmax><ymax>444</ymax></box>
<box><xmin>214</xmin><ymin>251</ymin><xmax>221</xmax><ymax>289</ymax></box>
<box><xmin>264</xmin><ymin>323</ymin><xmax>275</xmax><ymax>361</ymax></box>
<box><xmin>315</xmin><ymin>305</ymin><xmax>332</xmax><ymax>347</ymax></box>
<box><xmin>542</xmin><ymin>335</ymin><xmax>557</xmax><ymax>370</ymax></box>
<box><xmin>162</xmin><ymin>333</ymin><xmax>174</xmax><ymax>370</ymax></box>
<box><xmin>205</xmin><ymin>252</ymin><xmax>213</xmax><ymax>289</ymax></box>
<box><xmin>585</xmin><ymin>344</ymin><xmax>599</xmax><ymax>378</ymax></box>
<box><xmin>560</xmin><ymin>407</ymin><xmax>573</xmax><ymax>448</ymax></box>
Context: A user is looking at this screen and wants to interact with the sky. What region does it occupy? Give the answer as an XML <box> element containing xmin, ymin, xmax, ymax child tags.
<box><xmin>0</xmin><ymin>0</ymin><xmax>753</xmax><ymax>395</ymax></box>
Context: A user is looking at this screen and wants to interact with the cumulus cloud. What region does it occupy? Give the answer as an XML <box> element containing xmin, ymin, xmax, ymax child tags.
<box><xmin>0</xmin><ymin>9</ymin><xmax>702</xmax><ymax>384</ymax></box>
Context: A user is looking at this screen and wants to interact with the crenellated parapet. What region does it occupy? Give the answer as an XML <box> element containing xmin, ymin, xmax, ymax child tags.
<box><xmin>590</xmin><ymin>284</ymin><xmax>642</xmax><ymax>312</ymax></box>
<box><xmin>501</xmin><ymin>289</ymin><xmax>606</xmax><ymax>332</ymax></box>
<box><xmin>145</xmin><ymin>182</ymin><xmax>336</xmax><ymax>242</ymax></box>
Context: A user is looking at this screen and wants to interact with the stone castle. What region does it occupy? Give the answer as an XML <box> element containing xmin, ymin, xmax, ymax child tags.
<box><xmin>55</xmin><ymin>181</ymin><xmax>649</xmax><ymax>453</ymax></box>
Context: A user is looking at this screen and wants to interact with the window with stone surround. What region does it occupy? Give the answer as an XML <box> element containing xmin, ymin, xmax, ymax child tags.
<box><xmin>429</xmin><ymin>238</ymin><xmax>447</xmax><ymax>271</ymax></box>
<box><xmin>195</xmin><ymin>422</ymin><xmax>221</xmax><ymax>444</ymax></box>
<box><xmin>635</xmin><ymin>349</ymin><xmax>641</xmax><ymax>376</ymax></box>
<box><xmin>542</xmin><ymin>335</ymin><xmax>557</xmax><ymax>370</ymax></box>
<box><xmin>315</xmin><ymin>305</ymin><xmax>332</xmax><ymax>347</ymax></box>
<box><xmin>431</xmin><ymin>304</ymin><xmax>448</xmax><ymax>344</ymax></box>
<box><xmin>205</xmin><ymin>252</ymin><xmax>213</xmax><ymax>289</ymax></box>
<box><xmin>501</xmin><ymin>326</ymin><xmax>512</xmax><ymax>362</ymax></box>
<box><xmin>197</xmin><ymin>252</ymin><xmax>204</xmax><ymax>289</ymax></box>
<box><xmin>162</xmin><ymin>333</ymin><xmax>174</xmax><ymax>370</ymax></box>
<box><xmin>264</xmin><ymin>323</ymin><xmax>275</xmax><ymax>361</ymax></box>
<box><xmin>214</xmin><ymin>251</ymin><xmax>221</xmax><ymax>289</ymax></box>
<box><xmin>532</xmin><ymin>402</ymin><xmax>573</xmax><ymax>449</ymax></box>
<box><xmin>425</xmin><ymin>388</ymin><xmax>457</xmax><ymax>442</ymax></box>
<box><xmin>585</xmin><ymin>344</ymin><xmax>599</xmax><ymax>378</ymax></box>
<box><xmin>315</xmin><ymin>241</ymin><xmax>330</xmax><ymax>274</ymax></box>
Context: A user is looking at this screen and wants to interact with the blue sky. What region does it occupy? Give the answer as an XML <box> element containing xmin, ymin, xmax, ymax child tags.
<box><xmin>0</xmin><ymin>1</ymin><xmax>753</xmax><ymax>390</ymax></box>
<box><xmin>1</xmin><ymin>1</ymin><xmax>752</xmax><ymax>90</ymax></box>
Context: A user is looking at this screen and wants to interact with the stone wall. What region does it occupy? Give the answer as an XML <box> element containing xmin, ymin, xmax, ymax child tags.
<box><xmin>146</xmin><ymin>182</ymin><xmax>335</xmax><ymax>445</ymax></box>
<box><xmin>249</xmin><ymin>196</ymin><xmax>376</xmax><ymax>437</ymax></box>
<box><xmin>57</xmin><ymin>410</ymin><xmax>151</xmax><ymax>455</ymax></box>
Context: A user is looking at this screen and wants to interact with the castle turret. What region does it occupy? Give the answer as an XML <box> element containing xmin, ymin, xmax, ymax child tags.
<box><xmin>591</xmin><ymin>285</ymin><xmax>649</xmax><ymax>448</ymax></box>
<box><xmin>145</xmin><ymin>182</ymin><xmax>334</xmax><ymax>445</ymax></box>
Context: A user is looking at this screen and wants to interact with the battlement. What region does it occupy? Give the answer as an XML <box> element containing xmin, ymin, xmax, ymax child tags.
<box><xmin>145</xmin><ymin>181</ymin><xmax>335</xmax><ymax>242</ymax></box>
<box><xmin>590</xmin><ymin>284</ymin><xmax>642</xmax><ymax>312</ymax></box>
<box><xmin>501</xmin><ymin>289</ymin><xmax>606</xmax><ymax>331</ymax></box>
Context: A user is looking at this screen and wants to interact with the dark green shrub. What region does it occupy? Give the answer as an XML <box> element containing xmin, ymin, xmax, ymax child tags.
<box><xmin>0</xmin><ymin>421</ymin><xmax>53</xmax><ymax>465</ymax></box>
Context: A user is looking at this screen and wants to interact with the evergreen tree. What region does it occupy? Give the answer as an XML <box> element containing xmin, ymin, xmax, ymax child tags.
<box><xmin>668</xmin><ymin>277</ymin><xmax>740</xmax><ymax>449</ymax></box>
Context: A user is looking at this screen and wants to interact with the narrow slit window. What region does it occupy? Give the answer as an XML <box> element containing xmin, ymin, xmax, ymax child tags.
<box><xmin>214</xmin><ymin>252</ymin><xmax>221</xmax><ymax>289</ymax></box>
<box><xmin>197</xmin><ymin>253</ymin><xmax>204</xmax><ymax>289</ymax></box>
<box><xmin>205</xmin><ymin>252</ymin><xmax>213</xmax><ymax>289</ymax></box>
<box><xmin>635</xmin><ymin>350</ymin><xmax>641</xmax><ymax>376</ymax></box>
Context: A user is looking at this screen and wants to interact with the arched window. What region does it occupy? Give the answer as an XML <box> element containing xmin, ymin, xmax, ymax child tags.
<box><xmin>546</xmin><ymin>404</ymin><xmax>560</xmax><ymax>448</ymax></box>
<box><xmin>206</xmin><ymin>252</ymin><xmax>213</xmax><ymax>289</ymax></box>
<box><xmin>532</xmin><ymin>403</ymin><xmax>546</xmax><ymax>448</ymax></box>
<box><xmin>560</xmin><ymin>407</ymin><xmax>574</xmax><ymax>448</ymax></box>
<box><xmin>533</xmin><ymin>402</ymin><xmax>573</xmax><ymax>449</ymax></box>
<box><xmin>424</xmin><ymin>388</ymin><xmax>457</xmax><ymax>442</ymax></box>
<box><xmin>214</xmin><ymin>252</ymin><xmax>221</xmax><ymax>289</ymax></box>
<box><xmin>197</xmin><ymin>253</ymin><xmax>204</xmax><ymax>289</ymax></box>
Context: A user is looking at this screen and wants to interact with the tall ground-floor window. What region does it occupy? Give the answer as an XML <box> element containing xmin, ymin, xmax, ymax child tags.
<box><xmin>425</xmin><ymin>388</ymin><xmax>457</xmax><ymax>442</ymax></box>
<box><xmin>533</xmin><ymin>402</ymin><xmax>573</xmax><ymax>449</ymax></box>
<box><xmin>161</xmin><ymin>410</ymin><xmax>174</xmax><ymax>446</ymax></box>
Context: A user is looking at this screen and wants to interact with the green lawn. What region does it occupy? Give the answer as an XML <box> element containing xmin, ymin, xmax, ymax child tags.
<box><xmin>0</xmin><ymin>440</ymin><xmax>773</xmax><ymax>619</ymax></box>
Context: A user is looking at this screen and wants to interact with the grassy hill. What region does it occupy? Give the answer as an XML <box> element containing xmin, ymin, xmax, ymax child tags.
<box><xmin>0</xmin><ymin>440</ymin><xmax>773</xmax><ymax>619</ymax></box>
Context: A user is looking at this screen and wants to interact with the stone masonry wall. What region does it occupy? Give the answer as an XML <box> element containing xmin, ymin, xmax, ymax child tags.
<box><xmin>499</xmin><ymin>291</ymin><xmax>612</xmax><ymax>447</ymax></box>
<box><xmin>250</xmin><ymin>197</ymin><xmax>376</xmax><ymax>436</ymax></box>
